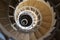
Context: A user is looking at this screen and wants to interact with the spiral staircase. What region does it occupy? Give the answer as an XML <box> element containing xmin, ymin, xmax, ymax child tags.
<box><xmin>0</xmin><ymin>0</ymin><xmax>60</xmax><ymax>40</ymax></box>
